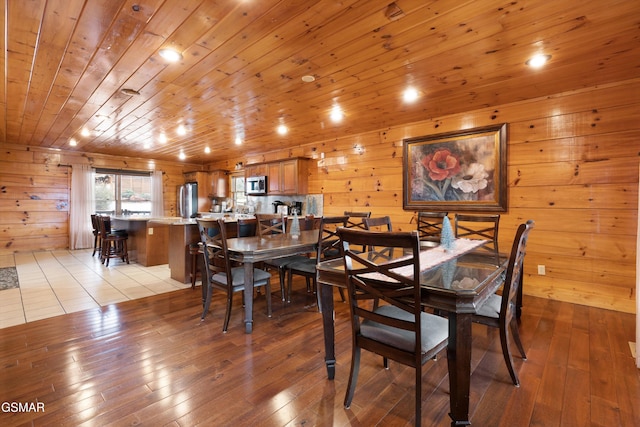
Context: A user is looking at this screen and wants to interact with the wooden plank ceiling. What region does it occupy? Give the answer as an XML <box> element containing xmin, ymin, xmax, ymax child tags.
<box><xmin>1</xmin><ymin>0</ymin><xmax>638</xmax><ymax>164</ymax></box>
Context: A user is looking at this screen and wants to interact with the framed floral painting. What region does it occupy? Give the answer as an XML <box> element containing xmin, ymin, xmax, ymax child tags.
<box><xmin>403</xmin><ymin>123</ymin><xmax>507</xmax><ymax>212</ymax></box>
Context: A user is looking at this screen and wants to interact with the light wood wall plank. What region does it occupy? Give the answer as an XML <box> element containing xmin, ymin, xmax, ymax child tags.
<box><xmin>210</xmin><ymin>79</ymin><xmax>640</xmax><ymax>314</ymax></box>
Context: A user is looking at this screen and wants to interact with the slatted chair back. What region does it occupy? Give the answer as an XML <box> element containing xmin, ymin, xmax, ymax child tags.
<box><xmin>454</xmin><ymin>214</ymin><xmax>501</xmax><ymax>264</ymax></box>
<box><xmin>197</xmin><ymin>218</ymin><xmax>229</xmax><ymax>276</ymax></box>
<box><xmin>343</xmin><ymin>211</ymin><xmax>371</xmax><ymax>230</ymax></box>
<box><xmin>256</xmin><ymin>213</ymin><xmax>286</xmax><ymax>236</ymax></box>
<box><xmin>344</xmin><ymin>211</ymin><xmax>371</xmax><ymax>252</ymax></box>
<box><xmin>363</xmin><ymin>216</ymin><xmax>394</xmax><ymax>260</ymax></box>
<box><xmin>416</xmin><ymin>211</ymin><xmax>448</xmax><ymax>244</ymax></box>
<box><xmin>338</xmin><ymin>227</ymin><xmax>449</xmax><ymax>427</ymax></box>
<box><xmin>317</xmin><ymin>216</ymin><xmax>349</xmax><ymax>261</ymax></box>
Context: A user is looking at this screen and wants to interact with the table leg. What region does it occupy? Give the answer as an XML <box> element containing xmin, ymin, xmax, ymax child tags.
<box><xmin>244</xmin><ymin>261</ymin><xmax>254</xmax><ymax>334</ymax></box>
<box><xmin>320</xmin><ymin>282</ymin><xmax>336</xmax><ymax>379</ymax></box>
<box><xmin>447</xmin><ymin>312</ymin><xmax>472</xmax><ymax>426</ymax></box>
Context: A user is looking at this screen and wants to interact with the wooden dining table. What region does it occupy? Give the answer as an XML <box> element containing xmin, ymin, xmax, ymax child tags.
<box><xmin>224</xmin><ymin>228</ymin><xmax>319</xmax><ymax>333</ymax></box>
<box><xmin>316</xmin><ymin>242</ymin><xmax>507</xmax><ymax>427</ymax></box>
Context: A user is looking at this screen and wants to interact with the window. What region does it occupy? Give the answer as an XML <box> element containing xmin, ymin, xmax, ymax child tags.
<box><xmin>95</xmin><ymin>169</ymin><xmax>152</xmax><ymax>215</ymax></box>
<box><xmin>231</xmin><ymin>174</ymin><xmax>246</xmax><ymax>208</ymax></box>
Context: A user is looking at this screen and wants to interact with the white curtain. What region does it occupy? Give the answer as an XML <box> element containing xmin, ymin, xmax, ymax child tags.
<box><xmin>151</xmin><ymin>170</ymin><xmax>164</xmax><ymax>217</ymax></box>
<box><xmin>69</xmin><ymin>164</ymin><xmax>94</xmax><ymax>249</ymax></box>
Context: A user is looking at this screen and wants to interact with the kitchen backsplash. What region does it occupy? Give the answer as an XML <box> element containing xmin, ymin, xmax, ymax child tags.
<box><xmin>247</xmin><ymin>194</ymin><xmax>323</xmax><ymax>216</ymax></box>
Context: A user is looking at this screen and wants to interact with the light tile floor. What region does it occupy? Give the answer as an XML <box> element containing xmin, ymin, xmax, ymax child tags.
<box><xmin>0</xmin><ymin>249</ymin><xmax>192</xmax><ymax>329</ymax></box>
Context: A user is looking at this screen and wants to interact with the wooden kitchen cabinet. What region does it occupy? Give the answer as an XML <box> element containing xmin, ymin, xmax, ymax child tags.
<box><xmin>245</xmin><ymin>163</ymin><xmax>267</xmax><ymax>177</ymax></box>
<box><xmin>209</xmin><ymin>170</ymin><xmax>229</xmax><ymax>198</ymax></box>
<box><xmin>244</xmin><ymin>158</ymin><xmax>308</xmax><ymax>195</ymax></box>
<box><xmin>268</xmin><ymin>158</ymin><xmax>308</xmax><ymax>195</ymax></box>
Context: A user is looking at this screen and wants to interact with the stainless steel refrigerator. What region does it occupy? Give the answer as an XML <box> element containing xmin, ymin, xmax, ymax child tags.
<box><xmin>178</xmin><ymin>182</ymin><xmax>198</xmax><ymax>218</ymax></box>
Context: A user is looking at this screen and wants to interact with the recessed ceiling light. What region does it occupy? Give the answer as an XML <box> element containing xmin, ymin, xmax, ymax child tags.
<box><xmin>330</xmin><ymin>105</ymin><xmax>344</xmax><ymax>123</ymax></box>
<box><xmin>403</xmin><ymin>86</ymin><xmax>419</xmax><ymax>103</ymax></box>
<box><xmin>159</xmin><ymin>48</ymin><xmax>183</xmax><ymax>62</ymax></box>
<box><xmin>69</xmin><ymin>138</ymin><xmax>77</xmax><ymax>147</ymax></box>
<box><xmin>176</xmin><ymin>124</ymin><xmax>187</xmax><ymax>136</ymax></box>
<box><xmin>526</xmin><ymin>54</ymin><xmax>551</xmax><ymax>68</ymax></box>
<box><xmin>235</xmin><ymin>136</ymin><xmax>242</xmax><ymax>145</ymax></box>
<box><xmin>277</xmin><ymin>124</ymin><xmax>288</xmax><ymax>135</ymax></box>
<box><xmin>204</xmin><ymin>146</ymin><xmax>211</xmax><ymax>154</ymax></box>
<box><xmin>158</xmin><ymin>133</ymin><xmax>167</xmax><ymax>144</ymax></box>
<box><xmin>81</xmin><ymin>127</ymin><xmax>91</xmax><ymax>137</ymax></box>
<box><xmin>178</xmin><ymin>151</ymin><xmax>186</xmax><ymax>160</ymax></box>
<box><xmin>301</xmin><ymin>75</ymin><xmax>315</xmax><ymax>83</ymax></box>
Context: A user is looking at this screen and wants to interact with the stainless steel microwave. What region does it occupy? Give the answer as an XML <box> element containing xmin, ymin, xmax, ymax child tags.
<box><xmin>246</xmin><ymin>175</ymin><xmax>267</xmax><ymax>195</ymax></box>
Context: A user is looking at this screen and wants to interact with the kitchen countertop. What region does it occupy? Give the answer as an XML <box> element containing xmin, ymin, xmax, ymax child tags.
<box><xmin>112</xmin><ymin>214</ymin><xmax>256</xmax><ymax>226</ymax></box>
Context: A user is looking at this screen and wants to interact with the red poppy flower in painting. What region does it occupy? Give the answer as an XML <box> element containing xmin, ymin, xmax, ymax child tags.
<box><xmin>421</xmin><ymin>149</ymin><xmax>461</xmax><ymax>181</ymax></box>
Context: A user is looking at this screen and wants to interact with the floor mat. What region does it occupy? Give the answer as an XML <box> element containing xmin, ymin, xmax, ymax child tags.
<box><xmin>0</xmin><ymin>267</ymin><xmax>19</xmax><ymax>290</ymax></box>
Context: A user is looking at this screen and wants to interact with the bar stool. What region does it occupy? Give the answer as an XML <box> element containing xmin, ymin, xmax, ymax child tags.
<box><xmin>189</xmin><ymin>242</ymin><xmax>202</xmax><ymax>289</ymax></box>
<box><xmin>91</xmin><ymin>214</ymin><xmax>102</xmax><ymax>256</ymax></box>
<box><xmin>98</xmin><ymin>216</ymin><xmax>129</xmax><ymax>266</ymax></box>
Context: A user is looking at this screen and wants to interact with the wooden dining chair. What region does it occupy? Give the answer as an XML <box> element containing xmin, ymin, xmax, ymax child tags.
<box><xmin>344</xmin><ymin>211</ymin><xmax>371</xmax><ymax>252</ymax></box>
<box><xmin>472</xmin><ymin>220</ymin><xmax>534</xmax><ymax>386</ymax></box>
<box><xmin>454</xmin><ymin>213</ymin><xmax>501</xmax><ymax>264</ymax></box>
<box><xmin>286</xmin><ymin>216</ymin><xmax>348</xmax><ymax>306</ymax></box>
<box><xmin>363</xmin><ymin>216</ymin><xmax>394</xmax><ymax>260</ymax></box>
<box><xmin>256</xmin><ymin>213</ymin><xmax>286</xmax><ymax>236</ymax></box>
<box><xmin>236</xmin><ymin>217</ymin><xmax>258</xmax><ymax>238</ymax></box>
<box><xmin>196</xmin><ymin>218</ymin><xmax>272</xmax><ymax>332</ymax></box>
<box><xmin>256</xmin><ymin>213</ymin><xmax>315</xmax><ymax>301</ymax></box>
<box><xmin>416</xmin><ymin>211</ymin><xmax>448</xmax><ymax>247</ymax></box>
<box><xmin>337</xmin><ymin>227</ymin><xmax>449</xmax><ymax>427</ymax></box>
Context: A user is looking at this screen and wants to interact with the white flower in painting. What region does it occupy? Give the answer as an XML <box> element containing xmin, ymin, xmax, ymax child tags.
<box><xmin>451</xmin><ymin>163</ymin><xmax>488</xmax><ymax>193</ymax></box>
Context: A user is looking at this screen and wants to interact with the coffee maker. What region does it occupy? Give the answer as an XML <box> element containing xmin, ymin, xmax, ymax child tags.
<box><xmin>290</xmin><ymin>201</ymin><xmax>303</xmax><ymax>215</ymax></box>
<box><xmin>272</xmin><ymin>200</ymin><xmax>286</xmax><ymax>214</ymax></box>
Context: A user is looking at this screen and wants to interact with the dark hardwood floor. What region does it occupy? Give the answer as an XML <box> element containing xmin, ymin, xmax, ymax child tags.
<box><xmin>1</xmin><ymin>279</ymin><xmax>638</xmax><ymax>426</ymax></box>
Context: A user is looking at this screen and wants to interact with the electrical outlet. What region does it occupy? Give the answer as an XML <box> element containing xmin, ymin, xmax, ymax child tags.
<box><xmin>148</xmin><ymin>227</ymin><xmax>154</xmax><ymax>235</ymax></box>
<box><xmin>537</xmin><ymin>265</ymin><xmax>546</xmax><ymax>275</ymax></box>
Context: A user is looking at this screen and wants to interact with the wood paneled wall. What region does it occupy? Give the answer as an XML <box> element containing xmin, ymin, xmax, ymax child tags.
<box><xmin>0</xmin><ymin>148</ymin><xmax>203</xmax><ymax>254</ymax></box>
<box><xmin>1</xmin><ymin>79</ymin><xmax>637</xmax><ymax>313</ymax></box>
<box><xmin>210</xmin><ymin>78</ymin><xmax>640</xmax><ymax>314</ymax></box>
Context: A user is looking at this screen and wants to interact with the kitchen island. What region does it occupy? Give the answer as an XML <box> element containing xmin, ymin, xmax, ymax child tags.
<box><xmin>111</xmin><ymin>216</ymin><xmax>179</xmax><ymax>267</ymax></box>
<box><xmin>114</xmin><ymin>214</ymin><xmax>256</xmax><ymax>283</ymax></box>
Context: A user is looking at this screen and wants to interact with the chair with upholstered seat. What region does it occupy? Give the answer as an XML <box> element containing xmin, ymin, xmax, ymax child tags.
<box><xmin>471</xmin><ymin>220</ymin><xmax>534</xmax><ymax>386</ymax></box>
<box><xmin>256</xmin><ymin>213</ymin><xmax>308</xmax><ymax>301</ymax></box>
<box><xmin>197</xmin><ymin>218</ymin><xmax>272</xmax><ymax>332</ymax></box>
<box><xmin>454</xmin><ymin>214</ymin><xmax>501</xmax><ymax>265</ymax></box>
<box><xmin>286</xmin><ymin>216</ymin><xmax>348</xmax><ymax>306</ymax></box>
<box><xmin>416</xmin><ymin>211</ymin><xmax>448</xmax><ymax>248</ymax></box>
<box><xmin>337</xmin><ymin>227</ymin><xmax>449</xmax><ymax>427</ymax></box>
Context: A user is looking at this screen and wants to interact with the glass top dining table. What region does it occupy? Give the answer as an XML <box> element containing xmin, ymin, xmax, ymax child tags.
<box><xmin>316</xmin><ymin>243</ymin><xmax>507</xmax><ymax>427</ymax></box>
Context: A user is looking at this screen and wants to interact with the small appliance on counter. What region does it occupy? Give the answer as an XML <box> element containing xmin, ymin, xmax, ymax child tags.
<box><xmin>273</xmin><ymin>200</ymin><xmax>287</xmax><ymax>214</ymax></box>
<box><xmin>290</xmin><ymin>201</ymin><xmax>303</xmax><ymax>215</ymax></box>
